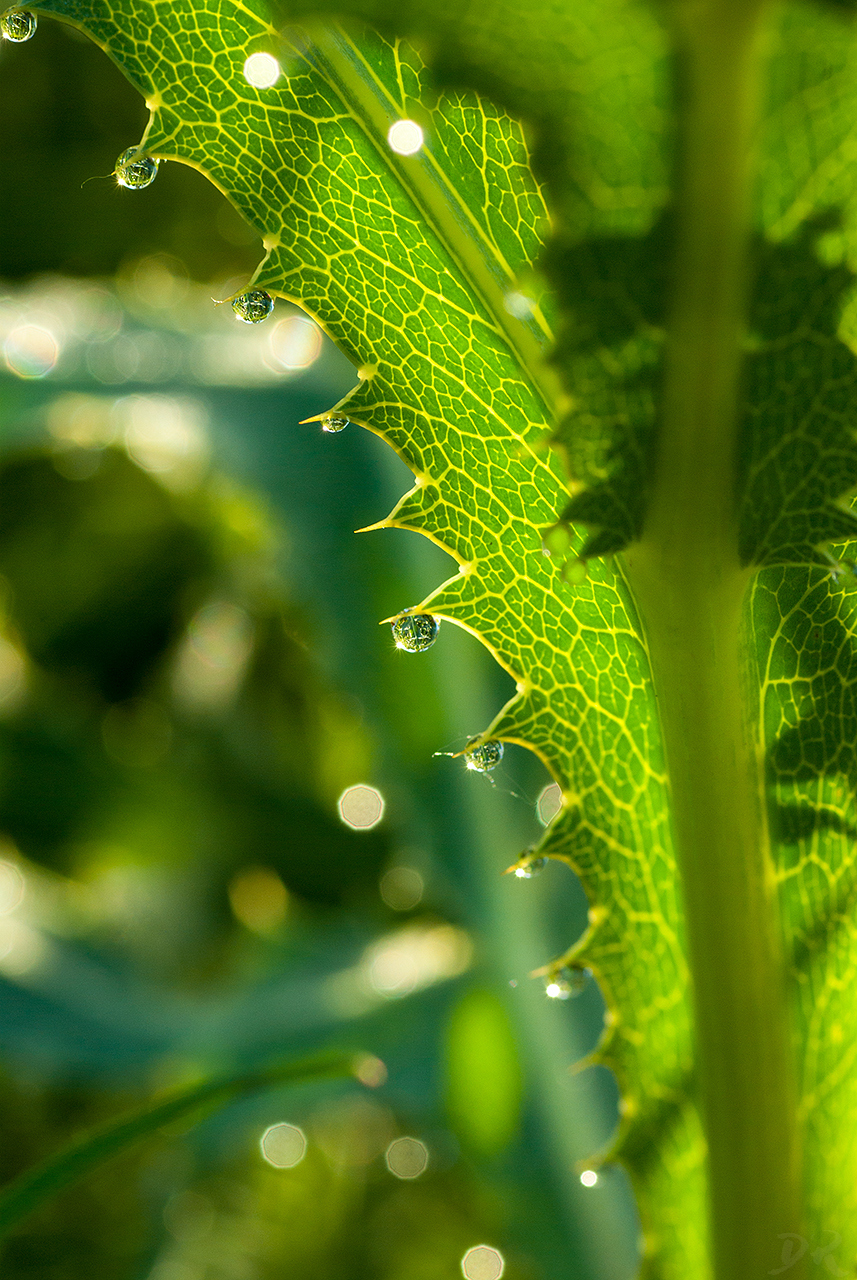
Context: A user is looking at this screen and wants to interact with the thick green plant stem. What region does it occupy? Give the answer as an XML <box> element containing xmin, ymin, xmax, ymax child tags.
<box><xmin>624</xmin><ymin>2</ymin><xmax>804</xmax><ymax>1278</ymax></box>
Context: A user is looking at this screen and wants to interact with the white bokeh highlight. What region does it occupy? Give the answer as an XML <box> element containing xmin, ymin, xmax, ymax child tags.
<box><xmin>461</xmin><ymin>1245</ymin><xmax>505</xmax><ymax>1280</ymax></box>
<box><xmin>385</xmin><ymin>1136</ymin><xmax>429</xmax><ymax>1180</ymax></box>
<box><xmin>243</xmin><ymin>53</ymin><xmax>281</xmax><ymax>88</ymax></box>
<box><xmin>580</xmin><ymin>1169</ymin><xmax>598</xmax><ymax>1187</ymax></box>
<box><xmin>260</xmin><ymin>1123</ymin><xmax>306</xmax><ymax>1168</ymax></box>
<box><xmin>4</xmin><ymin>325</ymin><xmax>58</xmax><ymax>379</ymax></box>
<box><xmin>387</xmin><ymin>119</ymin><xmax>424</xmax><ymax>155</ymax></box>
<box><xmin>268</xmin><ymin>316</ymin><xmax>322</xmax><ymax>371</ymax></box>
<box><xmin>338</xmin><ymin>785</ymin><xmax>385</xmax><ymax>830</ymax></box>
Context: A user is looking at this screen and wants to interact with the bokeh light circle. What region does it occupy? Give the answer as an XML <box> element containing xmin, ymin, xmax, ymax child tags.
<box><xmin>338</xmin><ymin>785</ymin><xmax>385</xmax><ymax>830</ymax></box>
<box><xmin>385</xmin><ymin>1136</ymin><xmax>429</xmax><ymax>1179</ymax></box>
<box><xmin>461</xmin><ymin>1244</ymin><xmax>505</xmax><ymax>1280</ymax></box>
<box><xmin>244</xmin><ymin>52</ymin><xmax>280</xmax><ymax>88</ymax></box>
<box><xmin>387</xmin><ymin>119</ymin><xmax>424</xmax><ymax>155</ymax></box>
<box><xmin>260</xmin><ymin>1122</ymin><xmax>306</xmax><ymax>1168</ymax></box>
<box><xmin>4</xmin><ymin>325</ymin><xmax>58</xmax><ymax>378</ymax></box>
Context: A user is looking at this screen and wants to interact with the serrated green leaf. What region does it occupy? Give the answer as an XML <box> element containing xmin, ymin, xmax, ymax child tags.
<box><xmin>22</xmin><ymin>0</ymin><xmax>857</xmax><ymax>1276</ymax></box>
<box><xmin>26</xmin><ymin>1</ymin><xmax>694</xmax><ymax>1269</ymax></box>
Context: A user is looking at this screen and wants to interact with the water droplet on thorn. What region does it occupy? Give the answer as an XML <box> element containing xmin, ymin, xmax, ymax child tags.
<box><xmin>322</xmin><ymin>415</ymin><xmax>349</xmax><ymax>433</ymax></box>
<box><xmin>0</xmin><ymin>8</ymin><xmax>36</xmax><ymax>40</ymax></box>
<box><xmin>391</xmin><ymin>611</ymin><xmax>438</xmax><ymax>653</ymax></box>
<box><xmin>545</xmin><ymin>966</ymin><xmax>590</xmax><ymax>1000</ymax></box>
<box><xmin>232</xmin><ymin>290</ymin><xmax>274</xmax><ymax>324</ymax></box>
<box><xmin>514</xmin><ymin>856</ymin><xmax>547</xmax><ymax>880</ymax></box>
<box><xmin>115</xmin><ymin>147</ymin><xmax>159</xmax><ymax>189</ymax></box>
<box><xmin>464</xmin><ymin>739</ymin><xmax>504</xmax><ymax>772</ymax></box>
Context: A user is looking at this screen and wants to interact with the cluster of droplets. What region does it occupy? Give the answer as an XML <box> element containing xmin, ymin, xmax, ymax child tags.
<box><xmin>0</xmin><ymin>7</ymin><xmax>36</xmax><ymax>40</ymax></box>
<box><xmin>389</xmin><ymin>600</ymin><xmax>595</xmax><ymax>1006</ymax></box>
<box><xmin>545</xmin><ymin>966</ymin><xmax>591</xmax><ymax>1000</ymax></box>
<box><xmin>109</xmin><ymin>145</ymin><xmax>284</xmax><ymax>335</ymax></box>
<box><xmin>391</xmin><ymin>611</ymin><xmax>439</xmax><ymax>653</ymax></box>
<box><xmin>115</xmin><ymin>147</ymin><xmax>159</xmax><ymax>190</ymax></box>
<box><xmin>463</xmin><ymin>738</ymin><xmax>504</xmax><ymax>773</ymax></box>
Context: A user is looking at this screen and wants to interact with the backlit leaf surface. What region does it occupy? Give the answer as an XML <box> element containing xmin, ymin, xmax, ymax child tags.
<box><xmin>26</xmin><ymin>0</ymin><xmax>857</xmax><ymax>1274</ymax></box>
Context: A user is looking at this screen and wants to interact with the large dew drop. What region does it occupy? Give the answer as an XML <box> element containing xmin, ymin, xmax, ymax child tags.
<box><xmin>0</xmin><ymin>8</ymin><xmax>37</xmax><ymax>40</ymax></box>
<box><xmin>232</xmin><ymin>290</ymin><xmax>274</xmax><ymax>324</ymax></box>
<box><xmin>115</xmin><ymin>147</ymin><xmax>159</xmax><ymax>189</ymax></box>
<box><xmin>322</xmin><ymin>415</ymin><xmax>349</xmax><ymax>434</ymax></box>
<box><xmin>464</xmin><ymin>738</ymin><xmax>504</xmax><ymax>773</ymax></box>
<box><xmin>391</xmin><ymin>611</ymin><xmax>438</xmax><ymax>653</ymax></box>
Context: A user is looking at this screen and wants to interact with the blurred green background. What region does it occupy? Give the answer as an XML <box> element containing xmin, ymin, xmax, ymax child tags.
<box><xmin>0</xmin><ymin>15</ymin><xmax>639</xmax><ymax>1280</ymax></box>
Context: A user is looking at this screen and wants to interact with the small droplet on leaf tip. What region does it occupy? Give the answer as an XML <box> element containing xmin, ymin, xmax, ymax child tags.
<box><xmin>545</xmin><ymin>966</ymin><xmax>591</xmax><ymax>1000</ymax></box>
<box><xmin>321</xmin><ymin>415</ymin><xmax>349</xmax><ymax>433</ymax></box>
<box><xmin>115</xmin><ymin>147</ymin><xmax>159</xmax><ymax>190</ymax></box>
<box><xmin>463</xmin><ymin>738</ymin><xmax>504</xmax><ymax>773</ymax></box>
<box><xmin>231</xmin><ymin>289</ymin><xmax>274</xmax><ymax>324</ymax></box>
<box><xmin>391</xmin><ymin>611</ymin><xmax>439</xmax><ymax>653</ymax></box>
<box><xmin>512</xmin><ymin>856</ymin><xmax>547</xmax><ymax>880</ymax></box>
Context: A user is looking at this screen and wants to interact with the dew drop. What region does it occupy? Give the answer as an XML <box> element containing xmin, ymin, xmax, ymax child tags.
<box><xmin>464</xmin><ymin>738</ymin><xmax>504</xmax><ymax>773</ymax></box>
<box><xmin>322</xmin><ymin>415</ymin><xmax>349</xmax><ymax>433</ymax></box>
<box><xmin>514</xmin><ymin>856</ymin><xmax>547</xmax><ymax>880</ymax></box>
<box><xmin>115</xmin><ymin>147</ymin><xmax>159</xmax><ymax>190</ymax></box>
<box><xmin>545</xmin><ymin>966</ymin><xmax>591</xmax><ymax>1000</ymax></box>
<box><xmin>0</xmin><ymin>8</ymin><xmax>36</xmax><ymax>41</ymax></box>
<box><xmin>391</xmin><ymin>611</ymin><xmax>439</xmax><ymax>653</ymax></box>
<box><xmin>232</xmin><ymin>289</ymin><xmax>274</xmax><ymax>324</ymax></box>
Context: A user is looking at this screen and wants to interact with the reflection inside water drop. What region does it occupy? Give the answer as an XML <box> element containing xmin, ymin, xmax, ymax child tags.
<box><xmin>545</xmin><ymin>966</ymin><xmax>591</xmax><ymax>1000</ymax></box>
<box><xmin>391</xmin><ymin>611</ymin><xmax>438</xmax><ymax>653</ymax></box>
<box><xmin>463</xmin><ymin>739</ymin><xmax>504</xmax><ymax>772</ymax></box>
<box><xmin>115</xmin><ymin>147</ymin><xmax>159</xmax><ymax>190</ymax></box>
<box><xmin>514</xmin><ymin>856</ymin><xmax>547</xmax><ymax>880</ymax></box>
<box><xmin>0</xmin><ymin>8</ymin><xmax>37</xmax><ymax>40</ymax></box>
<box><xmin>232</xmin><ymin>289</ymin><xmax>274</xmax><ymax>324</ymax></box>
